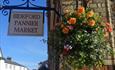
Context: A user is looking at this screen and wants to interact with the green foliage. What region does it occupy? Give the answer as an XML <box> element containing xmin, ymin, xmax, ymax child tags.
<box><xmin>52</xmin><ymin>6</ymin><xmax>113</xmax><ymax>69</ymax></box>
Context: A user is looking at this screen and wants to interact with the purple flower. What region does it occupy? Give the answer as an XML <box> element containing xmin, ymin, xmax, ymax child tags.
<box><xmin>67</xmin><ymin>26</ymin><xmax>74</xmax><ymax>30</ymax></box>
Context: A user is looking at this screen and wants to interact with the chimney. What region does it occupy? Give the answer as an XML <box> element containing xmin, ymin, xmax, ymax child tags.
<box><xmin>7</xmin><ymin>57</ymin><xmax>12</xmax><ymax>61</ymax></box>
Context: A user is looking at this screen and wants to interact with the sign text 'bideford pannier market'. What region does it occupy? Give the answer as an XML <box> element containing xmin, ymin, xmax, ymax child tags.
<box><xmin>8</xmin><ymin>11</ymin><xmax>43</xmax><ymax>36</ymax></box>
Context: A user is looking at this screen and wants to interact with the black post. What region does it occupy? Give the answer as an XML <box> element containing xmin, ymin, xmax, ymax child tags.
<box><xmin>82</xmin><ymin>0</ymin><xmax>88</xmax><ymax>8</ymax></box>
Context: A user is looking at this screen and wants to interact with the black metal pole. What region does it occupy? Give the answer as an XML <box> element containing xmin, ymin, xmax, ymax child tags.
<box><xmin>27</xmin><ymin>0</ymin><xmax>29</xmax><ymax>7</ymax></box>
<box><xmin>0</xmin><ymin>6</ymin><xmax>61</xmax><ymax>17</ymax></box>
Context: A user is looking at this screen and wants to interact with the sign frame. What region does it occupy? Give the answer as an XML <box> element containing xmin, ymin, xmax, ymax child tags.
<box><xmin>8</xmin><ymin>11</ymin><xmax>44</xmax><ymax>36</ymax></box>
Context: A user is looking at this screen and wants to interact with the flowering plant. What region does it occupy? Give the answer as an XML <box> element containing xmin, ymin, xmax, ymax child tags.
<box><xmin>54</xmin><ymin>6</ymin><xmax>113</xmax><ymax>69</ymax></box>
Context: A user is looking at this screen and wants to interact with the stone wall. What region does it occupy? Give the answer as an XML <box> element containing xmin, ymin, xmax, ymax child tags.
<box><xmin>111</xmin><ymin>0</ymin><xmax>115</xmax><ymax>22</ymax></box>
<box><xmin>110</xmin><ymin>1</ymin><xmax>115</xmax><ymax>69</ymax></box>
<box><xmin>84</xmin><ymin>0</ymin><xmax>115</xmax><ymax>68</ymax></box>
<box><xmin>61</xmin><ymin>0</ymin><xmax>76</xmax><ymax>14</ymax></box>
<box><xmin>88</xmin><ymin>0</ymin><xmax>107</xmax><ymax>17</ymax></box>
<box><xmin>110</xmin><ymin>1</ymin><xmax>115</xmax><ymax>44</ymax></box>
<box><xmin>48</xmin><ymin>0</ymin><xmax>115</xmax><ymax>70</ymax></box>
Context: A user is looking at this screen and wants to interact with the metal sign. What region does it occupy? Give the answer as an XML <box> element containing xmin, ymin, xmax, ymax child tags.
<box><xmin>8</xmin><ymin>11</ymin><xmax>43</xmax><ymax>36</ymax></box>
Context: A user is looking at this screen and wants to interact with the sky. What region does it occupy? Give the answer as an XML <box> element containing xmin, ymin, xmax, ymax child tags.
<box><xmin>0</xmin><ymin>0</ymin><xmax>48</xmax><ymax>70</ymax></box>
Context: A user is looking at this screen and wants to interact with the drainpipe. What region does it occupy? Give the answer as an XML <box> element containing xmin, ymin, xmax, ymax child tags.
<box><xmin>106</xmin><ymin>0</ymin><xmax>115</xmax><ymax>69</ymax></box>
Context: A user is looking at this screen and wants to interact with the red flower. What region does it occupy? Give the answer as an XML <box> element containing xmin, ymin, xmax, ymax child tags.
<box><xmin>105</xmin><ymin>22</ymin><xmax>112</xmax><ymax>32</ymax></box>
<box><xmin>106</xmin><ymin>22</ymin><xmax>110</xmax><ymax>27</ymax></box>
<box><xmin>102</xmin><ymin>17</ymin><xmax>107</xmax><ymax>21</ymax></box>
<box><xmin>63</xmin><ymin>48</ymin><xmax>69</xmax><ymax>55</ymax></box>
<box><xmin>108</xmin><ymin>27</ymin><xmax>112</xmax><ymax>32</ymax></box>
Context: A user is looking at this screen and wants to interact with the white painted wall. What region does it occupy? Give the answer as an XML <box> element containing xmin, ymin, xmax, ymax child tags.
<box><xmin>0</xmin><ymin>59</ymin><xmax>5</xmax><ymax>70</ymax></box>
<box><xmin>0</xmin><ymin>59</ymin><xmax>28</xmax><ymax>70</ymax></box>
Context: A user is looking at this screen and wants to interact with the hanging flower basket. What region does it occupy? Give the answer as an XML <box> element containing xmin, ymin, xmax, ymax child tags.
<box><xmin>54</xmin><ymin>6</ymin><xmax>113</xmax><ymax>69</ymax></box>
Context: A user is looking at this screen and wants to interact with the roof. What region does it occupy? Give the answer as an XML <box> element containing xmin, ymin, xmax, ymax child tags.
<box><xmin>0</xmin><ymin>48</ymin><xmax>3</xmax><ymax>58</ymax></box>
<box><xmin>0</xmin><ymin>57</ymin><xmax>5</xmax><ymax>60</ymax></box>
<box><xmin>5</xmin><ymin>59</ymin><xmax>26</xmax><ymax>67</ymax></box>
<box><xmin>0</xmin><ymin>48</ymin><xmax>28</xmax><ymax>68</ymax></box>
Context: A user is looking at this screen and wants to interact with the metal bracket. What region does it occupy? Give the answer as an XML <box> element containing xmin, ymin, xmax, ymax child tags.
<box><xmin>0</xmin><ymin>0</ymin><xmax>61</xmax><ymax>16</ymax></box>
<box><xmin>0</xmin><ymin>0</ymin><xmax>61</xmax><ymax>24</ymax></box>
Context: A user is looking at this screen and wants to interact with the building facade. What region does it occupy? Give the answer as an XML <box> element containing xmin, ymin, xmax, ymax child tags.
<box><xmin>0</xmin><ymin>48</ymin><xmax>29</xmax><ymax>70</ymax></box>
<box><xmin>47</xmin><ymin>0</ymin><xmax>115</xmax><ymax>70</ymax></box>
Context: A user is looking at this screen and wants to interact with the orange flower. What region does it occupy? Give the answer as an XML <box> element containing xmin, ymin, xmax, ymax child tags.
<box><xmin>77</xmin><ymin>12</ymin><xmax>81</xmax><ymax>16</ymax></box>
<box><xmin>68</xmin><ymin>18</ymin><xmax>76</xmax><ymax>24</ymax></box>
<box><xmin>87</xmin><ymin>10</ymin><xmax>94</xmax><ymax>18</ymax></box>
<box><xmin>77</xmin><ymin>6</ymin><xmax>85</xmax><ymax>14</ymax></box>
<box><xmin>88</xmin><ymin>19</ymin><xmax>95</xmax><ymax>26</ymax></box>
<box><xmin>62</xmin><ymin>27</ymin><xmax>69</xmax><ymax>34</ymax></box>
